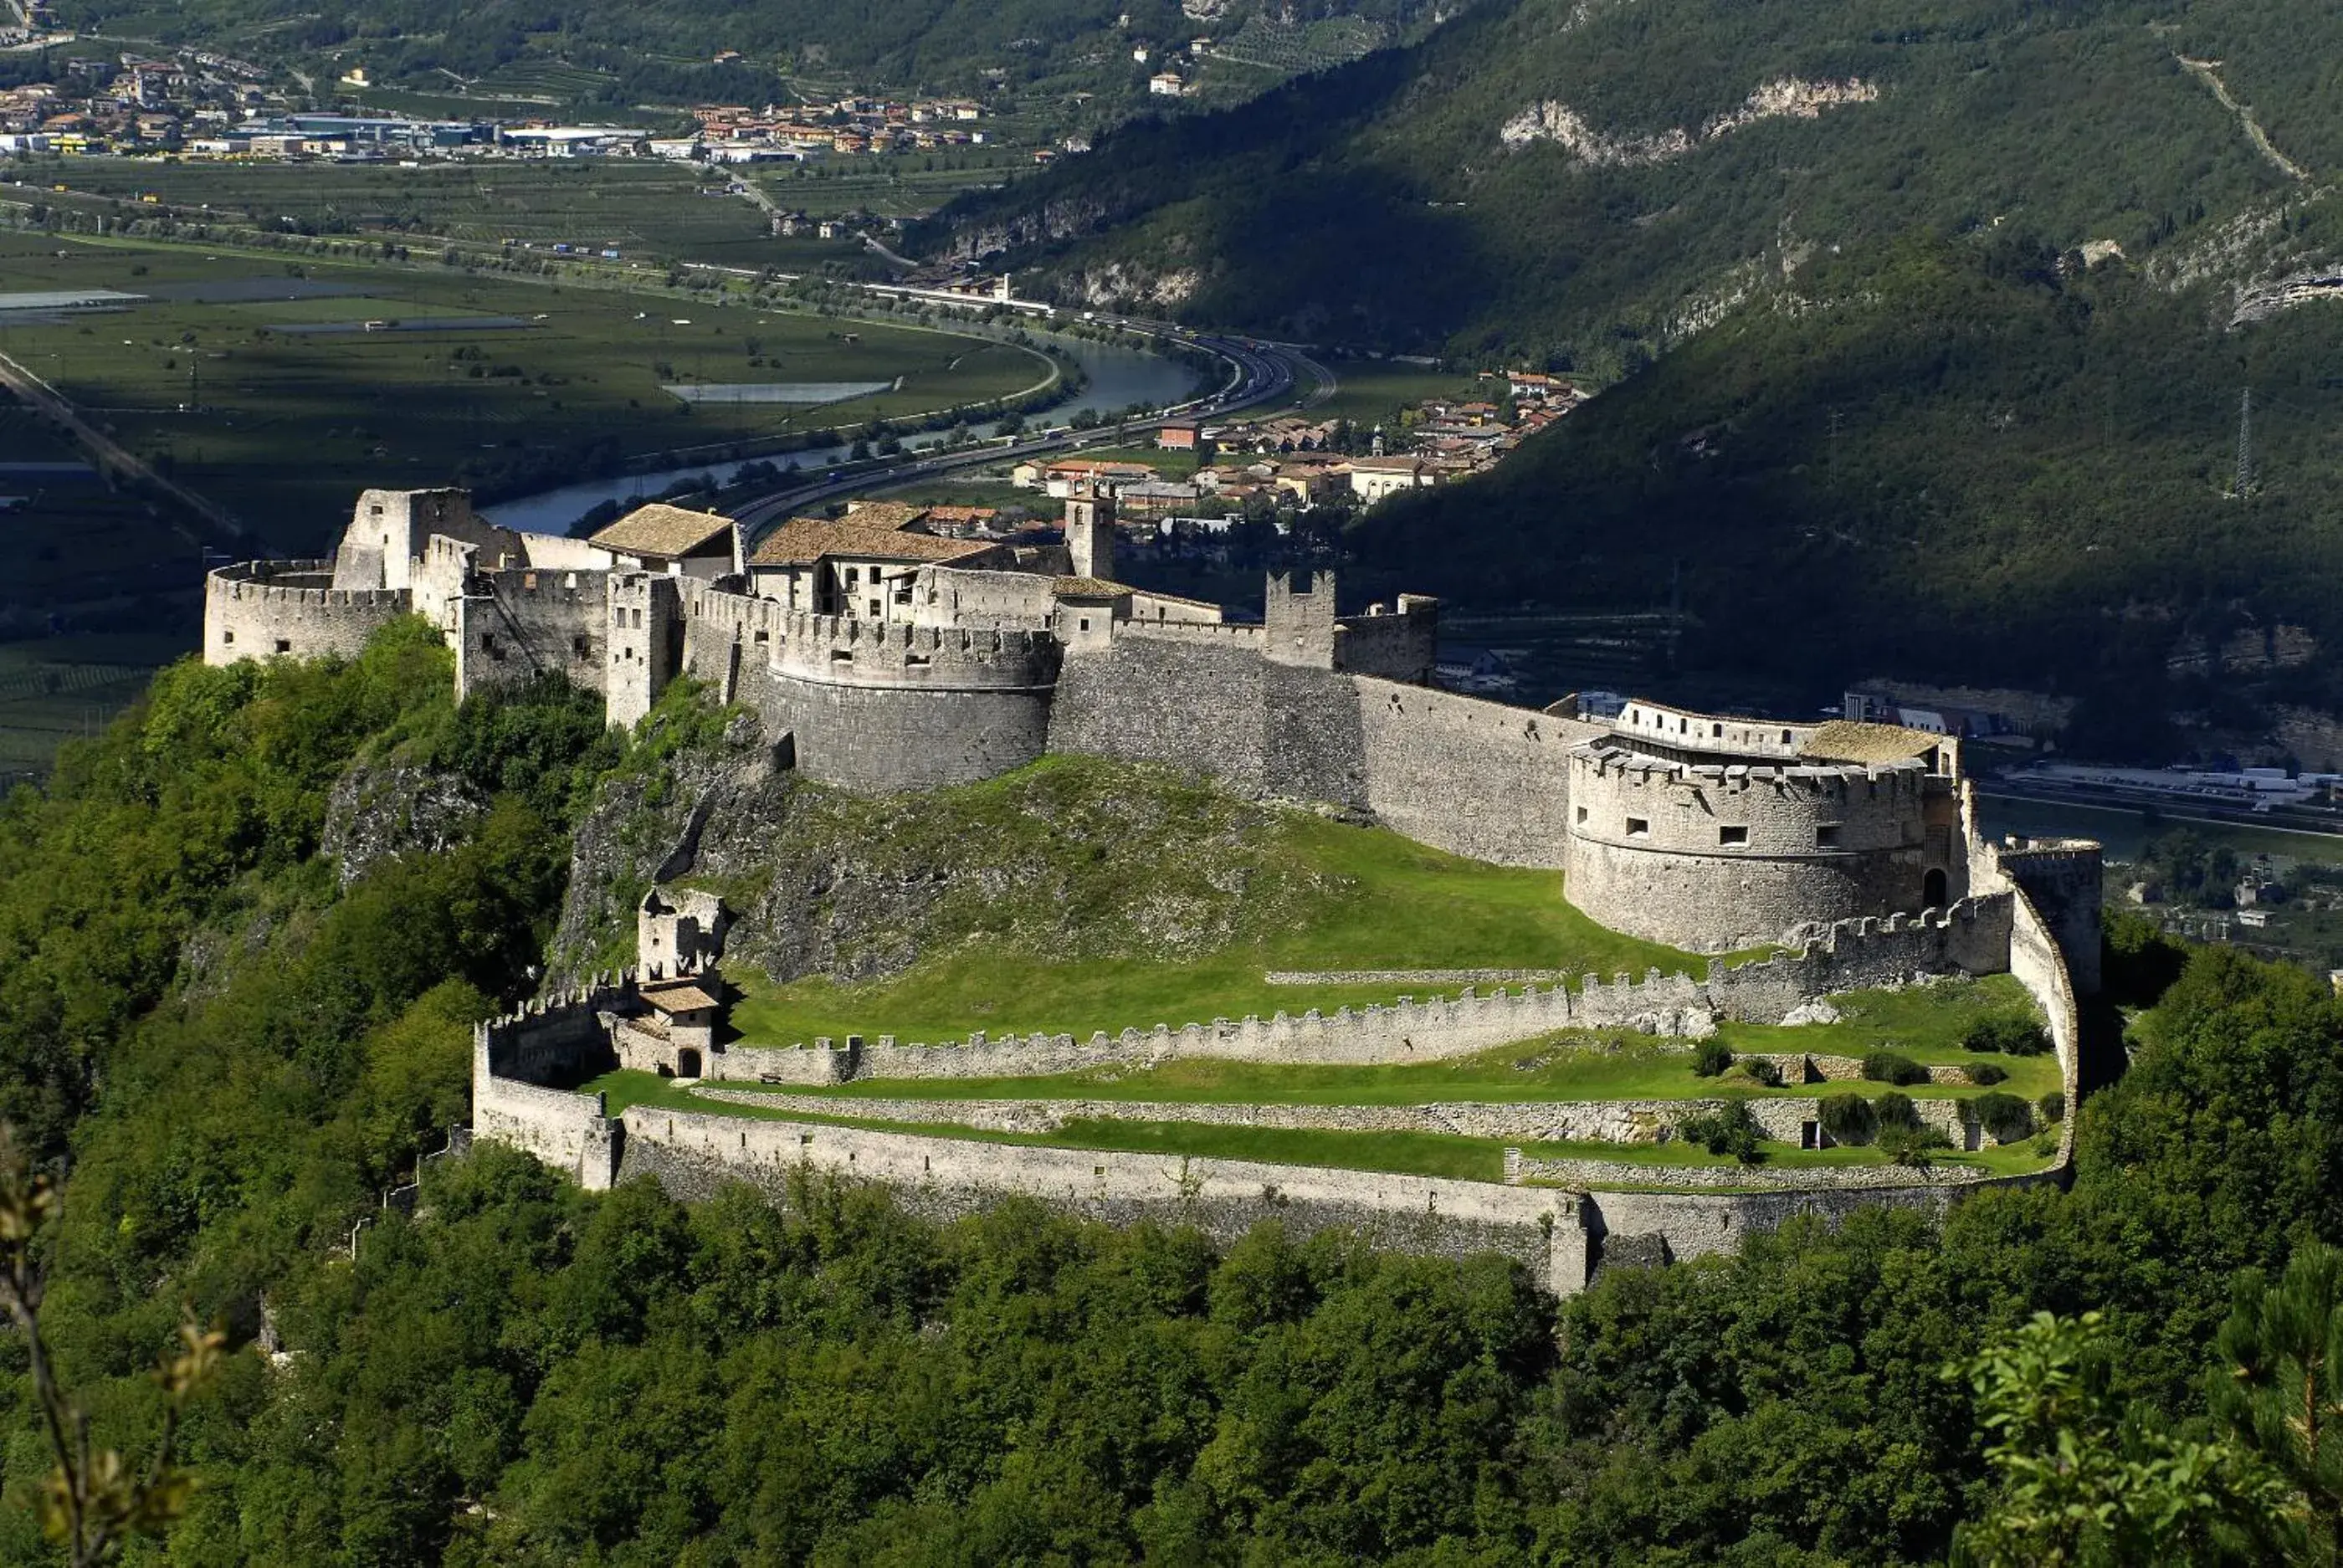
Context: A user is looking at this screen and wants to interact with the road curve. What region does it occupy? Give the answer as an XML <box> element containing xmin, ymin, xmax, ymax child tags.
<box><xmin>729</xmin><ymin>325</ymin><xmax>1309</xmax><ymax>536</ymax></box>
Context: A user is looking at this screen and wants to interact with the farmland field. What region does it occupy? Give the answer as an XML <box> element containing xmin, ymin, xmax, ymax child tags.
<box><xmin>0</xmin><ymin>232</ymin><xmax>1054</xmax><ymax>547</ymax></box>
<box><xmin>17</xmin><ymin>158</ymin><xmax>855</xmax><ymax>272</ymax></box>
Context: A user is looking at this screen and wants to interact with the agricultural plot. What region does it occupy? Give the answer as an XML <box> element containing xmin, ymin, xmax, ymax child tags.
<box><xmin>0</xmin><ymin>633</ymin><xmax>193</xmax><ymax>781</ymax></box>
<box><xmin>0</xmin><ymin>233</ymin><xmax>1048</xmax><ymax>548</ymax></box>
<box><xmin>25</xmin><ymin>159</ymin><xmax>849</xmax><ymax>271</ymax></box>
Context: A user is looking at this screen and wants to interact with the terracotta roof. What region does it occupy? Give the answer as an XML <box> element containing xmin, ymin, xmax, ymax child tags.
<box><xmin>1799</xmin><ymin>720</ymin><xmax>1943</xmax><ymax>765</ymax></box>
<box><xmin>641</xmin><ymin>979</ymin><xmax>723</xmax><ymax>1013</ymax></box>
<box><xmin>840</xmin><ymin>500</ymin><xmax>931</xmax><ymax>531</ymax></box>
<box><xmin>589</xmin><ymin>503</ymin><xmax>735</xmax><ymax>559</ymax></box>
<box><xmin>1051</xmin><ymin>576</ymin><xmax>1133</xmax><ymax>598</ymax></box>
<box><xmin>748</xmin><ymin>516</ymin><xmax>1000</xmax><ymax>567</ymax></box>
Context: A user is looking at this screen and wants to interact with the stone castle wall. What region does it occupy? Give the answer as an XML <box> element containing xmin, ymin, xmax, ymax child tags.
<box><xmin>1566</xmin><ymin>753</ymin><xmax>1944</xmax><ymax>952</ymax></box>
<box><xmin>1333</xmin><ymin>598</ymin><xmax>1439</xmax><ymax>684</ymax></box>
<box><xmin>615</xmin><ymin>1109</ymin><xmax>1594</xmax><ymax>1294</ymax></box>
<box><xmin>453</xmin><ymin>566</ymin><xmax>611</xmax><ymax>699</ymax></box>
<box><xmin>696</xmin><ymin>897</ymin><xmax>2012</xmax><ymax>1086</ymax></box>
<box><xmin>679</xmin><ymin>582</ymin><xmax>1062</xmax><ymax>792</ymax></box>
<box><xmin>1354</xmin><ymin>679</ymin><xmax>1594</xmax><ymax>866</ymax></box>
<box><xmin>693</xmin><ymin>1085</ymin><xmax>1998</xmax><ymax>1150</ymax></box>
<box><xmin>1998</xmin><ymin>840</ymin><xmax>2105</xmax><ymax>997</ymax></box>
<box><xmin>1048</xmin><ymin>635</ymin><xmax>1276</xmax><ymax>792</ymax></box>
<box><xmin>204</xmin><ymin>561</ymin><xmax>412</xmax><ymax>666</ymax></box>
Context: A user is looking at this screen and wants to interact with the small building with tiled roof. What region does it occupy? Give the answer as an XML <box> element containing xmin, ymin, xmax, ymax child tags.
<box><xmin>588</xmin><ymin>504</ymin><xmax>741</xmax><ymax>578</ymax></box>
<box><xmin>838</xmin><ymin>500</ymin><xmax>932</xmax><ymax>531</ymax></box>
<box><xmin>746</xmin><ymin>515</ymin><xmax>1013</xmax><ymax>618</ymax></box>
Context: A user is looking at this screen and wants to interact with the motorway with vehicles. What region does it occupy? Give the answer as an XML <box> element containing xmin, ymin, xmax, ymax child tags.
<box><xmin>730</xmin><ymin>323</ymin><xmax>1324</xmax><ymax>535</ymax></box>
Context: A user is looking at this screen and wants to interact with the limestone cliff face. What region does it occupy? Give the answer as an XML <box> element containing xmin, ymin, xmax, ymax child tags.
<box><xmin>546</xmin><ymin>715</ymin><xmax>1331</xmax><ymax>993</ymax></box>
<box><xmin>321</xmin><ymin>763</ymin><xmax>490</xmax><ymax>889</ymax></box>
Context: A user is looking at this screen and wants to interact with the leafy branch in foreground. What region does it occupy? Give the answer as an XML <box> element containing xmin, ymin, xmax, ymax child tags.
<box><xmin>1951</xmin><ymin>1309</ymin><xmax>2293</xmax><ymax>1567</ymax></box>
<box><xmin>0</xmin><ymin>1124</ymin><xmax>222</xmax><ymax>1567</ymax></box>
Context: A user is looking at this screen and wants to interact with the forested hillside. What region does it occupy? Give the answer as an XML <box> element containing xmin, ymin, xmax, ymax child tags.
<box><xmin>920</xmin><ymin>0</ymin><xmax>2343</xmax><ymax>723</ymax></box>
<box><xmin>0</xmin><ymin>638</ymin><xmax>2340</xmax><ymax>1561</ymax></box>
<box><xmin>924</xmin><ymin>0</ymin><xmax>2338</xmax><ymax>361</ymax></box>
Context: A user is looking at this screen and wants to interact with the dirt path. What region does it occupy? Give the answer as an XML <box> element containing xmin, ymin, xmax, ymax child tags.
<box><xmin>2177</xmin><ymin>56</ymin><xmax>2310</xmax><ymax>184</ymax></box>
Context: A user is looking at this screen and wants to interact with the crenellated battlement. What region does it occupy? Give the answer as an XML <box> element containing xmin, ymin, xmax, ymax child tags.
<box><xmin>207</xmin><ymin>559</ymin><xmax>407</xmax><ymax>609</ymax></box>
<box><xmin>766</xmin><ymin>607</ymin><xmax>1062</xmax><ymax>689</ymax></box>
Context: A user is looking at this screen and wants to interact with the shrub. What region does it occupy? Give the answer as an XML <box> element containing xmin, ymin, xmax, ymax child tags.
<box><xmin>1973</xmin><ymin>1090</ymin><xmax>2034</xmax><ymax>1143</ymax></box>
<box><xmin>1879</xmin><ymin>1123</ymin><xmax>1955</xmax><ymax>1170</ymax></box>
<box><xmin>1691</xmin><ymin>1039</ymin><xmax>1733</xmax><ymax>1078</ymax></box>
<box><xmin>2038</xmin><ymin>1090</ymin><xmax>2065</xmax><ymax>1125</ymax></box>
<box><xmin>1863</xmin><ymin>1049</ymin><xmax>1928</xmax><ymax>1086</ymax></box>
<box><xmin>1961</xmin><ymin>1016</ymin><xmax>2051</xmax><ymax>1057</ymax></box>
<box><xmin>1875</xmin><ymin>1092</ymin><xmax>1920</xmax><ymax>1131</ymax></box>
<box><xmin>1676</xmin><ymin>1099</ymin><xmax>1765</xmax><ymax>1164</ymax></box>
<box><xmin>1819</xmin><ymin>1092</ymin><xmax>1877</xmax><ymax>1146</ymax></box>
<box><xmin>1966</xmin><ymin>1062</ymin><xmax>2007</xmax><ymax>1086</ymax></box>
<box><xmin>1734</xmin><ymin>1055</ymin><xmax>1783</xmax><ymax>1088</ymax></box>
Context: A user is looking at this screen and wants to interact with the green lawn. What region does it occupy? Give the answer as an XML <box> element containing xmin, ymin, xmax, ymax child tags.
<box><xmin>726</xmin><ymin>797</ymin><xmax>1727</xmax><ymax>1045</ymax></box>
<box><xmin>1294</xmin><ymin>365</ymin><xmax>1490</xmax><ymax>433</ymax></box>
<box><xmin>710</xmin><ymin>976</ymin><xmax>2057</xmax><ymax>1106</ymax></box>
<box><xmin>584</xmin><ymin>1068</ymin><xmax>2059</xmax><ymax>1186</ymax></box>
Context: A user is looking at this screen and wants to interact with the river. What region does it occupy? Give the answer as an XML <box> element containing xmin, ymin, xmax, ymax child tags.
<box><xmin>482</xmin><ymin>330</ymin><xmax>1205</xmax><ymax>535</ymax></box>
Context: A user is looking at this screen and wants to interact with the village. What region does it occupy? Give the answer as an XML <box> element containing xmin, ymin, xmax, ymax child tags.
<box><xmin>0</xmin><ymin>50</ymin><xmax>1001</xmax><ymax>164</ymax></box>
<box><xmin>990</xmin><ymin>367</ymin><xmax>1586</xmax><ymax>531</ymax></box>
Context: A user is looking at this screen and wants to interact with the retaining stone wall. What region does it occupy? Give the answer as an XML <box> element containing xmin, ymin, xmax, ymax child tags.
<box><xmin>689</xmin><ymin>1086</ymin><xmax>1978</xmax><ymax>1147</ymax></box>
<box><xmin>613</xmin><ymin>1102</ymin><xmax>1593</xmax><ymax>1295</ymax></box>
<box><xmin>708</xmin><ymin>897</ymin><xmax>2014</xmax><ymax>1084</ymax></box>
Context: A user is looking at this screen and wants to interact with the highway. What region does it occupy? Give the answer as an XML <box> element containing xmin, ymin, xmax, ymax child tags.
<box><xmin>730</xmin><ymin>324</ymin><xmax>1310</xmax><ymax>534</ymax></box>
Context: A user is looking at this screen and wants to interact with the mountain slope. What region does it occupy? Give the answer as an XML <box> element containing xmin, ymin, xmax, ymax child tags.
<box><xmin>922</xmin><ymin>0</ymin><xmax>2332</xmax><ymax>366</ymax></box>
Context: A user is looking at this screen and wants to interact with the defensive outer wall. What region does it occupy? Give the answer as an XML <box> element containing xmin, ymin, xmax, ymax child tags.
<box><xmin>469</xmin><ymin>867</ymin><xmax>2081</xmax><ymax>1295</ymax></box>
<box><xmin>210</xmin><ymin>490</ymin><xmax>2100</xmax><ymax>1287</ymax></box>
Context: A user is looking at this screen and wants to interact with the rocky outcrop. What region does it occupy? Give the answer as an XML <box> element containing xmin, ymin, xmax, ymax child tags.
<box><xmin>1500</xmin><ymin>78</ymin><xmax>1879</xmax><ymax>161</ymax></box>
<box><xmin>546</xmin><ymin>716</ymin><xmax>1336</xmax><ymax>994</ymax></box>
<box><xmin>320</xmin><ymin>763</ymin><xmax>489</xmax><ymax>889</ymax></box>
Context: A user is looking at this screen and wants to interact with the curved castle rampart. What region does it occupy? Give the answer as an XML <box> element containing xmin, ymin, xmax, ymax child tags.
<box><xmin>1565</xmin><ymin>749</ymin><xmax>1948</xmax><ymax>953</ymax></box>
<box><xmin>679</xmin><ymin>581</ymin><xmax>1062</xmax><ymax>792</ymax></box>
<box><xmin>204</xmin><ymin>561</ymin><xmax>412</xmax><ymax>665</ymax></box>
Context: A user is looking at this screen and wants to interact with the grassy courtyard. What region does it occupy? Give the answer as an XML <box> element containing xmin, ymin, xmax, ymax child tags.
<box><xmin>720</xmin><ymin>976</ymin><xmax>2058</xmax><ymax>1107</ymax></box>
<box><xmin>724</xmin><ymin>796</ymin><xmax>1730</xmax><ymax>1044</ymax></box>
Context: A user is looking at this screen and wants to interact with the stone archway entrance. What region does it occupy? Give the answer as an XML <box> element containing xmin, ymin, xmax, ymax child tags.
<box><xmin>677</xmin><ymin>1048</ymin><xmax>703</xmax><ymax>1079</ymax></box>
<box><xmin>1923</xmin><ymin>868</ymin><xmax>1949</xmax><ymax>910</ymax></box>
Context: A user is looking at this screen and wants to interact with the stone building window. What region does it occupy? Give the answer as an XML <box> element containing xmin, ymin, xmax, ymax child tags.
<box><xmin>221</xmin><ymin>630</ymin><xmax>233</xmax><ymax>646</ymax></box>
<box><xmin>1720</xmin><ymin>825</ymin><xmax>1749</xmax><ymax>846</ymax></box>
<box><xmin>1817</xmin><ymin>824</ymin><xmax>1842</xmax><ymax>848</ymax></box>
<box><xmin>1626</xmin><ymin>817</ymin><xmax>1649</xmax><ymax>838</ymax></box>
<box><xmin>273</xmin><ymin>638</ymin><xmax>290</xmax><ymax>654</ymax></box>
<box><xmin>572</xmin><ymin>636</ymin><xmax>591</xmax><ymax>660</ymax></box>
<box><xmin>1575</xmin><ymin>806</ymin><xmax>1587</xmax><ymax>824</ymax></box>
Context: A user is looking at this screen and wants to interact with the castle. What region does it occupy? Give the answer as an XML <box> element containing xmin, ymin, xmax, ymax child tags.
<box><xmin>212</xmin><ymin>486</ymin><xmax>2104</xmax><ymax>1290</ymax></box>
<box><xmin>206</xmin><ymin>483</ymin><xmax>2098</xmax><ymax>971</ymax></box>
